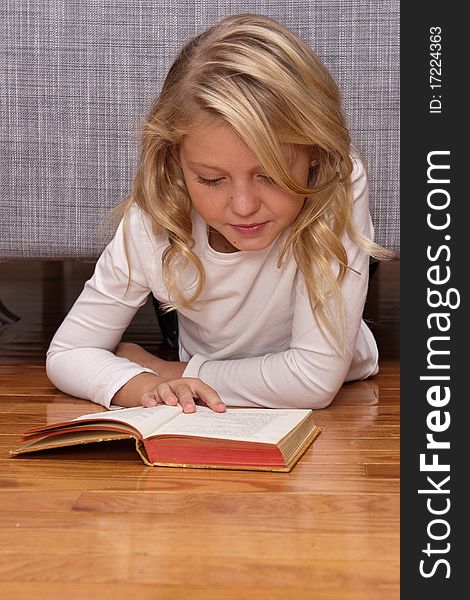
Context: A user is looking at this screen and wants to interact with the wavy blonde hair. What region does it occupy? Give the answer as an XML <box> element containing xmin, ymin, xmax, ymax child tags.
<box><xmin>116</xmin><ymin>13</ymin><xmax>391</xmax><ymax>352</ymax></box>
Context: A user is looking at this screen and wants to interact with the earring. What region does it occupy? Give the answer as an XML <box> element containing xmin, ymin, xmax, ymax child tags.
<box><xmin>310</xmin><ymin>159</ymin><xmax>318</xmax><ymax>168</ymax></box>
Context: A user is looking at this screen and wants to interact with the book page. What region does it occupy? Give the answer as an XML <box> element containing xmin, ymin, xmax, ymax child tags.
<box><xmin>154</xmin><ymin>407</ymin><xmax>312</xmax><ymax>443</ymax></box>
<box><xmin>73</xmin><ymin>405</ymin><xmax>183</xmax><ymax>438</ymax></box>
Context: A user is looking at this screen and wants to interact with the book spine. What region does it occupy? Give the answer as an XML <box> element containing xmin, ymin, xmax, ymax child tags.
<box><xmin>135</xmin><ymin>438</ymin><xmax>153</xmax><ymax>466</ymax></box>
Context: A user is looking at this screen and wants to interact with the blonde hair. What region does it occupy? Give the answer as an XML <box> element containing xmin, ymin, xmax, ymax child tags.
<box><xmin>116</xmin><ymin>13</ymin><xmax>390</xmax><ymax>352</ymax></box>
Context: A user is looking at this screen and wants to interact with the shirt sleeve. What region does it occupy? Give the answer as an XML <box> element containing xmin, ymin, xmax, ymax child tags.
<box><xmin>183</xmin><ymin>157</ymin><xmax>378</xmax><ymax>409</ymax></box>
<box><xmin>46</xmin><ymin>207</ymin><xmax>157</xmax><ymax>408</ymax></box>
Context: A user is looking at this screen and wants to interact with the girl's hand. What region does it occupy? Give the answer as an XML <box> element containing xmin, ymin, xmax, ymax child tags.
<box><xmin>114</xmin><ymin>342</ymin><xmax>226</xmax><ymax>412</ymax></box>
<box><xmin>112</xmin><ymin>346</ymin><xmax>226</xmax><ymax>413</ymax></box>
<box><xmin>141</xmin><ymin>377</ymin><xmax>226</xmax><ymax>414</ymax></box>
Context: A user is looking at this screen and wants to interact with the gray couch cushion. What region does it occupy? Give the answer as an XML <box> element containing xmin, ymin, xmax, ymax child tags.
<box><xmin>0</xmin><ymin>0</ymin><xmax>399</xmax><ymax>259</ymax></box>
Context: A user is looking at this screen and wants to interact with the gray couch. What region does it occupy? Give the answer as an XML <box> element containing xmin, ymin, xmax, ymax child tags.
<box><xmin>0</xmin><ymin>1</ymin><xmax>399</xmax><ymax>262</ymax></box>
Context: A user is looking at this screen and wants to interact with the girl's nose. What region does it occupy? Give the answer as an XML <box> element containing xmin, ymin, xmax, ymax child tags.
<box><xmin>229</xmin><ymin>184</ymin><xmax>261</xmax><ymax>216</ymax></box>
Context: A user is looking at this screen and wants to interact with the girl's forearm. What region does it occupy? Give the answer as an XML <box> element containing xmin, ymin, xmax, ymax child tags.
<box><xmin>115</xmin><ymin>342</ymin><xmax>161</xmax><ymax>371</ymax></box>
<box><xmin>115</xmin><ymin>342</ymin><xmax>188</xmax><ymax>380</ymax></box>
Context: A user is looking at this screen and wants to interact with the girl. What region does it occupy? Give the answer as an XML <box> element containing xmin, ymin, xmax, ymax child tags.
<box><xmin>46</xmin><ymin>13</ymin><xmax>388</xmax><ymax>414</ymax></box>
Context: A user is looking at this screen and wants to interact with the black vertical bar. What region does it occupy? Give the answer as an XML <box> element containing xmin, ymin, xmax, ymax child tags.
<box><xmin>401</xmin><ymin>2</ymin><xmax>466</xmax><ymax>596</ymax></box>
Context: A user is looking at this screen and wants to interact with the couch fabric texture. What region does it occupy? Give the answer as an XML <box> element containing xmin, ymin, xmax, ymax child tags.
<box><xmin>0</xmin><ymin>0</ymin><xmax>399</xmax><ymax>260</ymax></box>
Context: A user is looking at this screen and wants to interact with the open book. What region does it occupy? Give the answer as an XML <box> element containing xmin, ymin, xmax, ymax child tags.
<box><xmin>11</xmin><ymin>405</ymin><xmax>321</xmax><ymax>472</ymax></box>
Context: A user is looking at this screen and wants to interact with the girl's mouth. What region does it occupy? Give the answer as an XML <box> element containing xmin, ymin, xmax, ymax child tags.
<box><xmin>230</xmin><ymin>222</ymin><xmax>268</xmax><ymax>235</ymax></box>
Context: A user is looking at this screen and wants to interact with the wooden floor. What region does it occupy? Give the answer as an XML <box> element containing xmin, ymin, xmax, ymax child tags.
<box><xmin>0</xmin><ymin>260</ymin><xmax>400</xmax><ymax>599</ymax></box>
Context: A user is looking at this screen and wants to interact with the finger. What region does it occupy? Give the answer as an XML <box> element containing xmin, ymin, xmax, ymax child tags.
<box><xmin>190</xmin><ymin>381</ymin><xmax>226</xmax><ymax>413</ymax></box>
<box><xmin>172</xmin><ymin>384</ymin><xmax>197</xmax><ymax>413</ymax></box>
<box><xmin>141</xmin><ymin>392</ymin><xmax>162</xmax><ymax>407</ymax></box>
<box><xmin>155</xmin><ymin>383</ymin><xmax>178</xmax><ymax>406</ymax></box>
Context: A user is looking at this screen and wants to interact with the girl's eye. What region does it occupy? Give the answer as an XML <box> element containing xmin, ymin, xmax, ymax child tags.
<box><xmin>259</xmin><ymin>175</ymin><xmax>275</xmax><ymax>184</ymax></box>
<box><xmin>196</xmin><ymin>176</ymin><xmax>224</xmax><ymax>187</ymax></box>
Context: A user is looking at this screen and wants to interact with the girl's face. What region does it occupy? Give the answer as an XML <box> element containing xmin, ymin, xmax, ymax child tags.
<box><xmin>176</xmin><ymin>119</ymin><xmax>311</xmax><ymax>253</ymax></box>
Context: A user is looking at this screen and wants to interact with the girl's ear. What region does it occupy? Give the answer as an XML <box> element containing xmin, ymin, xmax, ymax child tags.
<box><xmin>309</xmin><ymin>145</ymin><xmax>321</xmax><ymax>165</ymax></box>
<box><xmin>307</xmin><ymin>150</ymin><xmax>320</xmax><ymax>187</ymax></box>
<box><xmin>306</xmin><ymin>146</ymin><xmax>320</xmax><ymax>185</ymax></box>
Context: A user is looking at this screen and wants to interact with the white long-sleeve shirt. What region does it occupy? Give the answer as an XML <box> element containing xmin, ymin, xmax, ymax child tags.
<box><xmin>46</xmin><ymin>157</ymin><xmax>378</xmax><ymax>409</ymax></box>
